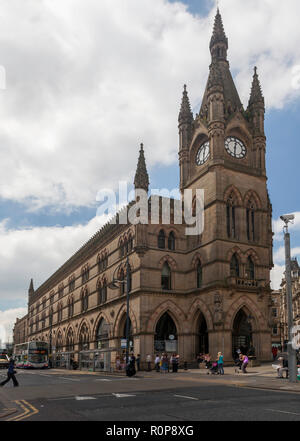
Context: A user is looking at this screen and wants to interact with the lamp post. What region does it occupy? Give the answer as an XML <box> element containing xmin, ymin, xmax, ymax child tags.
<box><xmin>109</xmin><ymin>256</ymin><xmax>131</xmax><ymax>368</ymax></box>
<box><xmin>281</xmin><ymin>214</ymin><xmax>297</xmax><ymax>383</ymax></box>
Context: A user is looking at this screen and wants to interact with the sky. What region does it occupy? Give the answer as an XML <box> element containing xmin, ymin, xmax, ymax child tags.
<box><xmin>0</xmin><ymin>0</ymin><xmax>300</xmax><ymax>341</ymax></box>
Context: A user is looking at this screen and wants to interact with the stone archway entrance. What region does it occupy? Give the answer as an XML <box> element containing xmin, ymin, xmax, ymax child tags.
<box><xmin>232</xmin><ymin>309</ymin><xmax>252</xmax><ymax>358</ymax></box>
<box><xmin>120</xmin><ymin>316</ymin><xmax>134</xmax><ymax>352</ymax></box>
<box><xmin>154</xmin><ymin>312</ymin><xmax>178</xmax><ymax>353</ymax></box>
<box><xmin>196</xmin><ymin>312</ymin><xmax>209</xmax><ymax>355</ymax></box>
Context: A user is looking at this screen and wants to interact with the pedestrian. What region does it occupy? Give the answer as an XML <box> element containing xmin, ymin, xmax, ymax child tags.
<box><xmin>272</xmin><ymin>346</ymin><xmax>278</xmax><ymax>361</ymax></box>
<box><xmin>204</xmin><ymin>354</ymin><xmax>212</xmax><ymax>375</ymax></box>
<box><xmin>161</xmin><ymin>353</ymin><xmax>169</xmax><ymax>374</ymax></box>
<box><xmin>116</xmin><ymin>355</ymin><xmax>121</xmax><ymax>371</ymax></box>
<box><xmin>155</xmin><ymin>354</ymin><xmax>160</xmax><ymax>372</ymax></box>
<box><xmin>276</xmin><ymin>357</ymin><xmax>288</xmax><ymax>378</ymax></box>
<box><xmin>136</xmin><ymin>354</ymin><xmax>141</xmax><ymax>371</ymax></box>
<box><xmin>197</xmin><ymin>353</ymin><xmax>204</xmax><ymax>369</ymax></box>
<box><xmin>171</xmin><ymin>353</ymin><xmax>177</xmax><ymax>373</ymax></box>
<box><xmin>217</xmin><ymin>352</ymin><xmax>224</xmax><ymax>375</ymax></box>
<box><xmin>175</xmin><ymin>353</ymin><xmax>180</xmax><ymax>372</ymax></box>
<box><xmin>241</xmin><ymin>354</ymin><xmax>249</xmax><ymax>374</ymax></box>
<box><xmin>146</xmin><ymin>354</ymin><xmax>152</xmax><ymax>371</ymax></box>
<box><xmin>0</xmin><ymin>358</ymin><xmax>19</xmax><ymax>388</ymax></box>
<box><xmin>126</xmin><ymin>353</ymin><xmax>136</xmax><ymax>377</ymax></box>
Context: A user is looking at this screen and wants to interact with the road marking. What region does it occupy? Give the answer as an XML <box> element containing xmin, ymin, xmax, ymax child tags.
<box><xmin>6</xmin><ymin>400</ymin><xmax>39</xmax><ymax>421</ymax></box>
<box><xmin>6</xmin><ymin>401</ymin><xmax>30</xmax><ymax>421</ymax></box>
<box><xmin>95</xmin><ymin>379</ymin><xmax>112</xmax><ymax>382</ymax></box>
<box><xmin>112</xmin><ymin>393</ymin><xmax>136</xmax><ymax>398</ymax></box>
<box><xmin>265</xmin><ymin>408</ymin><xmax>300</xmax><ymax>417</ymax></box>
<box><xmin>174</xmin><ymin>395</ymin><xmax>199</xmax><ymax>401</ymax></box>
<box><xmin>59</xmin><ymin>377</ymin><xmax>81</xmax><ymax>382</ymax></box>
<box><xmin>75</xmin><ymin>396</ymin><xmax>96</xmax><ymax>401</ymax></box>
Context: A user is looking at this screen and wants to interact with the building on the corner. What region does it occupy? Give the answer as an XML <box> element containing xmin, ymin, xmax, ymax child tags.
<box><xmin>278</xmin><ymin>257</ymin><xmax>300</xmax><ymax>349</ymax></box>
<box><xmin>13</xmin><ymin>10</ymin><xmax>274</xmax><ymax>367</ymax></box>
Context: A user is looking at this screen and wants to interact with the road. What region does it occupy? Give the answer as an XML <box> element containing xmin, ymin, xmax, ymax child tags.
<box><xmin>1</xmin><ymin>368</ymin><xmax>300</xmax><ymax>421</ymax></box>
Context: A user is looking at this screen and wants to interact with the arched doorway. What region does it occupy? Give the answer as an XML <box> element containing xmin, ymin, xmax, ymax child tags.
<box><xmin>96</xmin><ymin>318</ymin><xmax>109</xmax><ymax>349</ymax></box>
<box><xmin>232</xmin><ymin>309</ymin><xmax>253</xmax><ymax>358</ymax></box>
<box><xmin>154</xmin><ymin>312</ymin><xmax>178</xmax><ymax>353</ymax></box>
<box><xmin>121</xmin><ymin>317</ymin><xmax>134</xmax><ymax>352</ymax></box>
<box><xmin>196</xmin><ymin>313</ymin><xmax>209</xmax><ymax>355</ymax></box>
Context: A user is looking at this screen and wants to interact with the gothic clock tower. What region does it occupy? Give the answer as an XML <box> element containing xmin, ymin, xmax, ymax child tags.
<box><xmin>178</xmin><ymin>9</ymin><xmax>273</xmax><ymax>361</ymax></box>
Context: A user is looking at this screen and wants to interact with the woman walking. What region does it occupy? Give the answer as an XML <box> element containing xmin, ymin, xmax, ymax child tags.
<box><xmin>0</xmin><ymin>358</ymin><xmax>19</xmax><ymax>387</ymax></box>
<box><xmin>217</xmin><ymin>352</ymin><xmax>224</xmax><ymax>375</ymax></box>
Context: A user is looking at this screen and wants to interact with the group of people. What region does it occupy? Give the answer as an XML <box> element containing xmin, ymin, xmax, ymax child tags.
<box><xmin>154</xmin><ymin>353</ymin><xmax>180</xmax><ymax>373</ymax></box>
<box><xmin>196</xmin><ymin>350</ymin><xmax>250</xmax><ymax>375</ymax></box>
<box><xmin>196</xmin><ymin>352</ymin><xmax>225</xmax><ymax>375</ymax></box>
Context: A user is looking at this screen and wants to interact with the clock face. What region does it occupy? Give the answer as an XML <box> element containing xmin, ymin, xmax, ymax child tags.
<box><xmin>196</xmin><ymin>141</ymin><xmax>210</xmax><ymax>166</ymax></box>
<box><xmin>225</xmin><ymin>137</ymin><xmax>247</xmax><ymax>159</ymax></box>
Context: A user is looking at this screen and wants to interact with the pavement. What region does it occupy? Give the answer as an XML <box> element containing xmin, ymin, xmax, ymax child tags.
<box><xmin>1</xmin><ymin>363</ymin><xmax>300</xmax><ymax>421</ymax></box>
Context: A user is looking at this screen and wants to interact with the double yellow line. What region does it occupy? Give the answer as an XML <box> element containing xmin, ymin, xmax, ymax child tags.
<box><xmin>6</xmin><ymin>400</ymin><xmax>39</xmax><ymax>421</ymax></box>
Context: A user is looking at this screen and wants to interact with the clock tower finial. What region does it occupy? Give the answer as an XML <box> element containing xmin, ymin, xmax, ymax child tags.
<box><xmin>210</xmin><ymin>8</ymin><xmax>228</xmax><ymax>61</ymax></box>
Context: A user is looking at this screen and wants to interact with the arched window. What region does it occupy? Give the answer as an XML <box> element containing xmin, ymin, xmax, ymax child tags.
<box><xmin>168</xmin><ymin>232</ymin><xmax>176</xmax><ymax>251</ymax></box>
<box><xmin>96</xmin><ymin>318</ymin><xmax>109</xmax><ymax>349</ymax></box>
<box><xmin>154</xmin><ymin>312</ymin><xmax>177</xmax><ymax>352</ymax></box>
<box><xmin>58</xmin><ymin>284</ymin><xmax>64</xmax><ymax>299</ymax></box>
<box><xmin>57</xmin><ymin>302</ymin><xmax>63</xmax><ymax>322</ymax></box>
<box><xmin>230</xmin><ymin>254</ymin><xmax>240</xmax><ymax>277</ymax></box>
<box><xmin>161</xmin><ymin>262</ymin><xmax>171</xmax><ymax>290</ymax></box>
<box><xmin>246</xmin><ymin>200</ymin><xmax>255</xmax><ymax>241</ymax></box>
<box><xmin>246</xmin><ymin>256</ymin><xmax>255</xmax><ymax>280</ymax></box>
<box><xmin>81</xmin><ymin>265</ymin><xmax>90</xmax><ymax>284</ymax></box>
<box><xmin>81</xmin><ymin>289</ymin><xmax>88</xmax><ymax>312</ymax></box>
<box><xmin>128</xmin><ymin>235</ymin><xmax>134</xmax><ymax>253</ymax></box>
<box><xmin>226</xmin><ymin>193</ymin><xmax>237</xmax><ymax>239</ymax></box>
<box><xmin>56</xmin><ymin>332</ymin><xmax>63</xmax><ymax>353</ymax></box>
<box><xmin>158</xmin><ymin>230</ymin><xmax>166</xmax><ymax>249</ymax></box>
<box><xmin>79</xmin><ymin>323</ymin><xmax>89</xmax><ymax>351</ymax></box>
<box><xmin>197</xmin><ymin>261</ymin><xmax>203</xmax><ymax>288</ymax></box>
<box><xmin>98</xmin><ymin>280</ymin><xmax>107</xmax><ymax>305</ymax></box>
<box><xmin>49</xmin><ymin>308</ymin><xmax>53</xmax><ymax>326</ymax></box>
<box><xmin>66</xmin><ymin>328</ymin><xmax>74</xmax><ymax>352</ymax></box>
<box><xmin>68</xmin><ymin>296</ymin><xmax>74</xmax><ymax>318</ymax></box>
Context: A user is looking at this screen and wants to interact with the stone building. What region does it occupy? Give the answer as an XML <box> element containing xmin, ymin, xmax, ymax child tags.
<box><xmin>279</xmin><ymin>258</ymin><xmax>300</xmax><ymax>347</ymax></box>
<box><xmin>13</xmin><ymin>10</ymin><xmax>273</xmax><ymax>366</ymax></box>
<box><xmin>13</xmin><ymin>314</ymin><xmax>28</xmax><ymax>346</ymax></box>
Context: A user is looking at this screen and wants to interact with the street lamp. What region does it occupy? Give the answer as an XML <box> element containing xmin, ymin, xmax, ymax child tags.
<box><xmin>109</xmin><ymin>256</ymin><xmax>131</xmax><ymax>370</ymax></box>
<box><xmin>280</xmin><ymin>213</ymin><xmax>297</xmax><ymax>383</ymax></box>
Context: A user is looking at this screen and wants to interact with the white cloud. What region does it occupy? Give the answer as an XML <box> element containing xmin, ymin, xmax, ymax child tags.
<box><xmin>0</xmin><ymin>0</ymin><xmax>299</xmax><ymax>210</ymax></box>
<box><xmin>270</xmin><ymin>264</ymin><xmax>285</xmax><ymax>291</ymax></box>
<box><xmin>0</xmin><ymin>308</ymin><xmax>28</xmax><ymax>343</ymax></box>
<box><xmin>0</xmin><ymin>215</ymin><xmax>108</xmax><ymax>309</ymax></box>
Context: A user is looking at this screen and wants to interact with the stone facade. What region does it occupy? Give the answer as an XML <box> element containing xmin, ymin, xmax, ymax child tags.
<box><xmin>13</xmin><ymin>10</ymin><xmax>274</xmax><ymax>365</ymax></box>
<box><xmin>278</xmin><ymin>258</ymin><xmax>300</xmax><ymax>347</ymax></box>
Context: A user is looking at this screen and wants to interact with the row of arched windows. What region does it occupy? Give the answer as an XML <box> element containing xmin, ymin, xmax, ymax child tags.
<box><xmin>158</xmin><ymin>230</ymin><xmax>176</xmax><ymax>251</ymax></box>
<box><xmin>119</xmin><ymin>234</ymin><xmax>134</xmax><ymax>258</ymax></box>
<box><xmin>230</xmin><ymin>254</ymin><xmax>255</xmax><ymax>279</ymax></box>
<box><xmin>226</xmin><ymin>190</ymin><xmax>258</xmax><ymax>241</ymax></box>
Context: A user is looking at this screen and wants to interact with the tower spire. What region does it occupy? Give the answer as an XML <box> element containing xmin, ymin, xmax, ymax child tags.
<box><xmin>178</xmin><ymin>84</ymin><xmax>193</xmax><ymax>124</ymax></box>
<box><xmin>248</xmin><ymin>66</ymin><xmax>265</xmax><ymax>108</ymax></box>
<box><xmin>28</xmin><ymin>278</ymin><xmax>34</xmax><ymax>298</ymax></box>
<box><xmin>134</xmin><ymin>143</ymin><xmax>149</xmax><ymax>193</ymax></box>
<box><xmin>210</xmin><ymin>8</ymin><xmax>228</xmax><ymax>61</ymax></box>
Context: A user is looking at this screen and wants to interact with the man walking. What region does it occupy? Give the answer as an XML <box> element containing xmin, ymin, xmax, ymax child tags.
<box><xmin>0</xmin><ymin>358</ymin><xmax>19</xmax><ymax>387</ymax></box>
